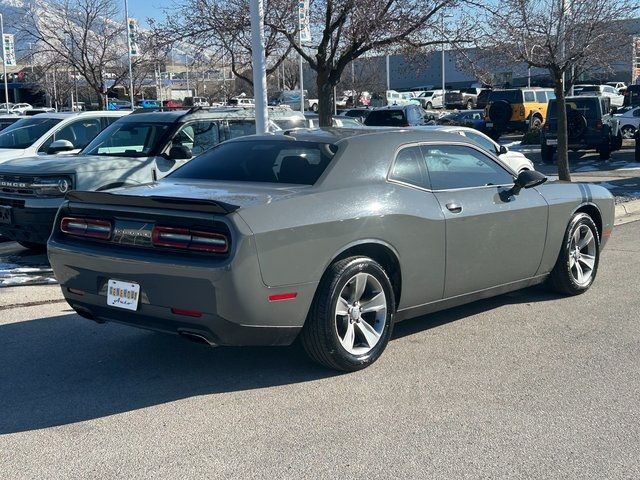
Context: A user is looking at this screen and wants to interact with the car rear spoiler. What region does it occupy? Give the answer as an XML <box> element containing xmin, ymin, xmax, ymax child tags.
<box><xmin>65</xmin><ymin>191</ymin><xmax>240</xmax><ymax>215</ymax></box>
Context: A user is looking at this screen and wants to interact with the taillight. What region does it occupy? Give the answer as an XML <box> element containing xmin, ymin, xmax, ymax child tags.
<box><xmin>152</xmin><ymin>226</ymin><xmax>229</xmax><ymax>254</ymax></box>
<box><xmin>61</xmin><ymin>217</ymin><xmax>112</xmax><ymax>240</ymax></box>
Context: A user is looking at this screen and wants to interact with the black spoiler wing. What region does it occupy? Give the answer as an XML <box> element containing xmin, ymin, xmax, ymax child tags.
<box><xmin>65</xmin><ymin>191</ymin><xmax>240</xmax><ymax>215</ymax></box>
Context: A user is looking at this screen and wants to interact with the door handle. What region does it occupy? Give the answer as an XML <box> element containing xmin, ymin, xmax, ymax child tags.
<box><xmin>446</xmin><ymin>203</ymin><xmax>463</xmax><ymax>214</ymax></box>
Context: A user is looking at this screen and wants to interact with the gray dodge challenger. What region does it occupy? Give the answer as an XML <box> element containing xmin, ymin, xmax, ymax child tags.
<box><xmin>47</xmin><ymin>128</ymin><xmax>615</xmax><ymax>371</ymax></box>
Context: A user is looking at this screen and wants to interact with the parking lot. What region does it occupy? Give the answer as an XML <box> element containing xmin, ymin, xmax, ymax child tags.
<box><xmin>1</xmin><ymin>220</ymin><xmax>638</xmax><ymax>478</ymax></box>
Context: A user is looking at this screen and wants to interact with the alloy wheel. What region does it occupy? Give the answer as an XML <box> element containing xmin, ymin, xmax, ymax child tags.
<box><xmin>334</xmin><ymin>272</ymin><xmax>387</xmax><ymax>355</ymax></box>
<box><xmin>569</xmin><ymin>224</ymin><xmax>597</xmax><ymax>286</ymax></box>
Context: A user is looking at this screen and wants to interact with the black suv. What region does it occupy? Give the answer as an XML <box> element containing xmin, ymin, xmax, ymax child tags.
<box><xmin>363</xmin><ymin>105</ymin><xmax>427</xmax><ymax>127</ymax></box>
<box><xmin>541</xmin><ymin>96</ymin><xmax>622</xmax><ymax>163</ymax></box>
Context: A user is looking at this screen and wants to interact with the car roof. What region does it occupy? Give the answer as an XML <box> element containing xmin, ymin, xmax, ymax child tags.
<box><xmin>30</xmin><ymin>111</ymin><xmax>129</xmax><ymax>119</ymax></box>
<box><xmin>120</xmin><ymin>107</ymin><xmax>267</xmax><ymax>123</ymax></box>
<box><xmin>230</xmin><ymin>127</ymin><xmax>476</xmax><ymax>146</ymax></box>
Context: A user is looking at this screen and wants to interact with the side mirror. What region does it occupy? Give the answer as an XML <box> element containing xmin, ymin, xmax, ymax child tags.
<box><xmin>498</xmin><ymin>145</ymin><xmax>508</xmax><ymax>155</ymax></box>
<box><xmin>510</xmin><ymin>170</ymin><xmax>547</xmax><ymax>196</ymax></box>
<box><xmin>47</xmin><ymin>139</ymin><xmax>75</xmax><ymax>154</ymax></box>
<box><xmin>168</xmin><ymin>145</ymin><xmax>192</xmax><ymax>160</ymax></box>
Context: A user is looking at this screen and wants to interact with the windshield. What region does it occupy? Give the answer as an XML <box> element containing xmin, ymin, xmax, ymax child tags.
<box><xmin>419</xmin><ymin>91</ymin><xmax>435</xmax><ymax>98</ymax></box>
<box><xmin>0</xmin><ymin>117</ymin><xmax>62</xmax><ymax>149</ymax></box>
<box><xmin>82</xmin><ymin>121</ymin><xmax>170</xmax><ymax>157</ymax></box>
<box><xmin>170</xmin><ymin>140</ymin><xmax>335</xmax><ymax>185</ymax></box>
<box><xmin>271</xmin><ymin>118</ymin><xmax>307</xmax><ymax>130</ymax></box>
<box><xmin>488</xmin><ymin>90</ymin><xmax>523</xmax><ymax>103</ymax></box>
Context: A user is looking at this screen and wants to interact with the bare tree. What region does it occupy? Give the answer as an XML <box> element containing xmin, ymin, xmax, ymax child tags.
<box><xmin>152</xmin><ymin>0</ymin><xmax>293</xmax><ymax>88</ymax></box>
<box><xmin>267</xmin><ymin>0</ymin><xmax>463</xmax><ymax>125</ymax></box>
<box><xmin>477</xmin><ymin>0</ymin><xmax>638</xmax><ymax>181</ymax></box>
<box><xmin>19</xmin><ymin>0</ymin><xmax>132</xmax><ymax>108</ymax></box>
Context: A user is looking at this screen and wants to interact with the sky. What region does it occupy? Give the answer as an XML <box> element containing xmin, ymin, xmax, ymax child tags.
<box><xmin>127</xmin><ymin>0</ymin><xmax>170</xmax><ymax>27</ymax></box>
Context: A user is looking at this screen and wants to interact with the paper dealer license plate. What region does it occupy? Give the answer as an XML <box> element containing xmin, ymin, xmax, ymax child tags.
<box><xmin>546</xmin><ymin>139</ymin><xmax>558</xmax><ymax>145</ymax></box>
<box><xmin>107</xmin><ymin>279</ymin><xmax>140</xmax><ymax>311</ymax></box>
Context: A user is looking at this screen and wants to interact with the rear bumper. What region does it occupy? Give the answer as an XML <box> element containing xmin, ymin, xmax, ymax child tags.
<box><xmin>542</xmin><ymin>134</ymin><xmax>605</xmax><ymax>149</ymax></box>
<box><xmin>47</xmin><ymin>236</ymin><xmax>318</xmax><ymax>346</ymax></box>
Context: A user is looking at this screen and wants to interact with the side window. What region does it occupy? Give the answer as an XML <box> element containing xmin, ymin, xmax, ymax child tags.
<box><xmin>422</xmin><ymin>145</ymin><xmax>513</xmax><ymax>190</ymax></box>
<box><xmin>463</xmin><ymin>131</ymin><xmax>499</xmax><ymax>156</ymax></box>
<box><xmin>523</xmin><ymin>91</ymin><xmax>536</xmax><ymax>102</ymax></box>
<box><xmin>535</xmin><ymin>91</ymin><xmax>547</xmax><ymax>103</ymax></box>
<box><xmin>389</xmin><ymin>146</ymin><xmax>429</xmax><ymax>189</ymax></box>
<box><xmin>172</xmin><ymin>121</ymin><xmax>221</xmax><ymax>156</ymax></box>
<box><xmin>38</xmin><ymin>118</ymin><xmax>102</xmax><ymax>153</ymax></box>
<box><xmin>547</xmin><ymin>91</ymin><xmax>556</xmax><ymax>100</ymax></box>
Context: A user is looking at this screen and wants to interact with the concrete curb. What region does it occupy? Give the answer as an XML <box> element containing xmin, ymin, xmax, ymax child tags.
<box><xmin>615</xmin><ymin>198</ymin><xmax>640</xmax><ymax>225</ymax></box>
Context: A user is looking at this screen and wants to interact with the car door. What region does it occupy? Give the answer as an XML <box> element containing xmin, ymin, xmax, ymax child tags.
<box><xmin>422</xmin><ymin>143</ymin><xmax>548</xmax><ymax>298</ymax></box>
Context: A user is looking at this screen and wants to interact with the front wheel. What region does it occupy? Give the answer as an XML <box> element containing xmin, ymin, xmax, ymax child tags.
<box><xmin>621</xmin><ymin>125</ymin><xmax>636</xmax><ymax>139</ymax></box>
<box><xmin>548</xmin><ymin>213</ymin><xmax>600</xmax><ymax>295</ymax></box>
<box><xmin>300</xmin><ymin>256</ymin><xmax>395</xmax><ymax>371</ymax></box>
<box><xmin>425</xmin><ymin>102</ymin><xmax>432</xmax><ymax>110</ymax></box>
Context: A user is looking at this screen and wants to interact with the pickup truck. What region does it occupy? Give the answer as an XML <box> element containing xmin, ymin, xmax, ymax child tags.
<box><xmin>444</xmin><ymin>88</ymin><xmax>484</xmax><ymax>110</ymax></box>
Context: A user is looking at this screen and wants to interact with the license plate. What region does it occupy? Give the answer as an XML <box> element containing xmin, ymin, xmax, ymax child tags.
<box><xmin>0</xmin><ymin>206</ymin><xmax>11</xmax><ymax>225</ymax></box>
<box><xmin>546</xmin><ymin>139</ymin><xmax>558</xmax><ymax>145</ymax></box>
<box><xmin>486</xmin><ymin>122</ymin><xmax>493</xmax><ymax>128</ymax></box>
<box><xmin>107</xmin><ymin>279</ymin><xmax>140</xmax><ymax>311</ymax></box>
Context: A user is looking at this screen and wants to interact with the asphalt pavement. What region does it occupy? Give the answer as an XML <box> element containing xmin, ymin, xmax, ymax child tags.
<box><xmin>0</xmin><ymin>221</ymin><xmax>639</xmax><ymax>479</ymax></box>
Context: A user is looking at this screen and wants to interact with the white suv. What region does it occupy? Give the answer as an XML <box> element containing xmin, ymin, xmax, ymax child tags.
<box><xmin>0</xmin><ymin>111</ymin><xmax>130</xmax><ymax>164</ymax></box>
<box><xmin>578</xmin><ymin>85</ymin><xmax>624</xmax><ymax>107</ymax></box>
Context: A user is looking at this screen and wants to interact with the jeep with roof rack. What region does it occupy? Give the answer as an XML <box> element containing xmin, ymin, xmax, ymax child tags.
<box><xmin>0</xmin><ymin>108</ymin><xmax>281</xmax><ymax>250</ymax></box>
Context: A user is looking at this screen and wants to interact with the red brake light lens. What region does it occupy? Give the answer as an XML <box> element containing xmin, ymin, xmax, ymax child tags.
<box><xmin>61</xmin><ymin>217</ymin><xmax>112</xmax><ymax>240</ymax></box>
<box><xmin>152</xmin><ymin>226</ymin><xmax>229</xmax><ymax>254</ymax></box>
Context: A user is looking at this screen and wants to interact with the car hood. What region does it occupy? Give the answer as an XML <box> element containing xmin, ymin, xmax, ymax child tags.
<box><xmin>0</xmin><ymin>154</ymin><xmax>148</xmax><ymax>174</ymax></box>
<box><xmin>108</xmin><ymin>179</ymin><xmax>312</xmax><ymax>210</ymax></box>
<box><xmin>0</xmin><ymin>148</ymin><xmax>26</xmax><ymax>162</ymax></box>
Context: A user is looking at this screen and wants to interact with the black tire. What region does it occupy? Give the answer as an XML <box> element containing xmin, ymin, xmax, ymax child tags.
<box><xmin>466</xmin><ymin>99</ymin><xmax>474</xmax><ymax>110</ymax></box>
<box><xmin>311</xmin><ymin>103</ymin><xmax>318</xmax><ymax>113</ymax></box>
<box><xmin>611</xmin><ymin>133</ymin><xmax>623</xmax><ymax>151</ymax></box>
<box><xmin>488</xmin><ymin>100</ymin><xmax>512</xmax><ymax>130</ymax></box>
<box><xmin>300</xmin><ymin>256</ymin><xmax>395</xmax><ymax>372</ymax></box>
<box><xmin>547</xmin><ymin>213</ymin><xmax>600</xmax><ymax>296</ymax></box>
<box><xmin>488</xmin><ymin>128</ymin><xmax>502</xmax><ymax>141</ymax></box>
<box><xmin>599</xmin><ymin>142</ymin><xmax>611</xmax><ymax>160</ymax></box>
<box><xmin>17</xmin><ymin>241</ymin><xmax>47</xmax><ymax>251</ymax></box>
<box><xmin>541</xmin><ymin>144</ymin><xmax>555</xmax><ymax>164</ymax></box>
<box><xmin>567</xmin><ymin>109</ymin><xmax>587</xmax><ymax>140</ymax></box>
<box><xmin>529</xmin><ymin>115</ymin><xmax>542</xmax><ymax>131</ymax></box>
<box><xmin>426</xmin><ymin>102</ymin><xmax>432</xmax><ymax>110</ymax></box>
<box><xmin>620</xmin><ymin>125</ymin><xmax>636</xmax><ymax>140</ymax></box>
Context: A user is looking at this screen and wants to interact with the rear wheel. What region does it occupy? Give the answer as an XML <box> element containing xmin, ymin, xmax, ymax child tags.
<box><xmin>599</xmin><ymin>142</ymin><xmax>611</xmax><ymax>160</ymax></box>
<box><xmin>548</xmin><ymin>213</ymin><xmax>599</xmax><ymax>295</ymax></box>
<box><xmin>529</xmin><ymin>115</ymin><xmax>542</xmax><ymax>131</ymax></box>
<box><xmin>621</xmin><ymin>125</ymin><xmax>636</xmax><ymax>139</ymax></box>
<box><xmin>311</xmin><ymin>103</ymin><xmax>318</xmax><ymax>112</ymax></box>
<box><xmin>301</xmin><ymin>256</ymin><xmax>395</xmax><ymax>371</ymax></box>
<box><xmin>541</xmin><ymin>144</ymin><xmax>555</xmax><ymax>164</ymax></box>
<box><xmin>425</xmin><ymin>102</ymin><xmax>432</xmax><ymax>110</ymax></box>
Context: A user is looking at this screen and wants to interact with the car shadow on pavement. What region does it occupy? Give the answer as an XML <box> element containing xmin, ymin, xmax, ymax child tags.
<box><xmin>0</xmin><ymin>311</ymin><xmax>334</xmax><ymax>434</ymax></box>
<box><xmin>392</xmin><ymin>285</ymin><xmax>564</xmax><ymax>340</ymax></box>
<box><xmin>0</xmin><ymin>286</ymin><xmax>562</xmax><ymax>434</ymax></box>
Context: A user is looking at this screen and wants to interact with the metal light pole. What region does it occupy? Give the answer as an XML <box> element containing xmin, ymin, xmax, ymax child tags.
<box><xmin>249</xmin><ymin>0</ymin><xmax>268</xmax><ymax>134</ymax></box>
<box><xmin>386</xmin><ymin>55</ymin><xmax>390</xmax><ymax>91</ymax></box>
<box><xmin>124</xmin><ymin>0</ymin><xmax>135</xmax><ymax>110</ymax></box>
<box><xmin>0</xmin><ymin>14</ymin><xmax>10</xmax><ymax>113</ymax></box>
<box><xmin>299</xmin><ymin>53</ymin><xmax>304</xmax><ymax>113</ymax></box>
<box><xmin>185</xmin><ymin>53</ymin><xmax>190</xmax><ymax>96</ymax></box>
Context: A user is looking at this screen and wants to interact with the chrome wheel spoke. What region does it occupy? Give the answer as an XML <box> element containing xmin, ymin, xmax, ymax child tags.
<box><xmin>360</xmin><ymin>292</ymin><xmax>386</xmax><ymax>314</ymax></box>
<box><xmin>574</xmin><ymin>261</ymin><xmax>584</xmax><ymax>283</ymax></box>
<box><xmin>579</xmin><ymin>254</ymin><xmax>595</xmax><ymax>270</ymax></box>
<box><xmin>356</xmin><ymin>320</ymin><xmax>381</xmax><ymax>348</ymax></box>
<box><xmin>572</xmin><ymin>229</ymin><xmax>581</xmax><ymax>248</ymax></box>
<box><xmin>336</xmin><ymin>296</ymin><xmax>350</xmax><ymax>316</ymax></box>
<box><xmin>352</xmin><ymin>273</ymin><xmax>367</xmax><ymax>302</ymax></box>
<box><xmin>340</xmin><ymin>322</ymin><xmax>355</xmax><ymax>351</ymax></box>
<box><xmin>578</xmin><ymin>228</ymin><xmax>594</xmax><ymax>250</ymax></box>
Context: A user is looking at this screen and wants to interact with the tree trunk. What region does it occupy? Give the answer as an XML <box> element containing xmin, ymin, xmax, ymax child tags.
<box><xmin>316</xmin><ymin>69</ymin><xmax>334</xmax><ymax>127</ymax></box>
<box><xmin>553</xmin><ymin>75</ymin><xmax>571</xmax><ymax>182</ymax></box>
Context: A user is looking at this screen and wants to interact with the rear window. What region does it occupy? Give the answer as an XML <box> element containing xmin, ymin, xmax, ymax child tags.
<box><xmin>364</xmin><ymin>109</ymin><xmax>407</xmax><ymax>126</ymax></box>
<box><xmin>488</xmin><ymin>90</ymin><xmax>523</xmax><ymax>103</ymax></box>
<box><xmin>547</xmin><ymin>99</ymin><xmax>599</xmax><ymax>120</ymax></box>
<box><xmin>170</xmin><ymin>140</ymin><xmax>336</xmax><ymax>185</ymax></box>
